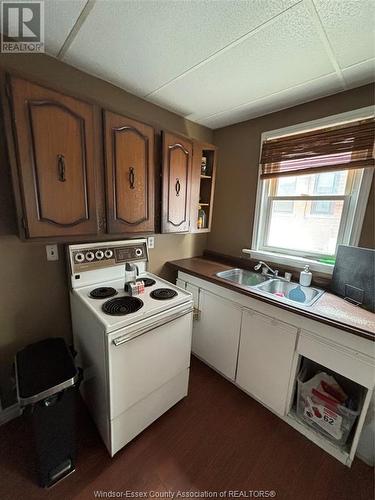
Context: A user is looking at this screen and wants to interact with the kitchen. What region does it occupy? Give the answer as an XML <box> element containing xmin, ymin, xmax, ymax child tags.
<box><xmin>0</xmin><ymin>1</ymin><xmax>374</xmax><ymax>499</ymax></box>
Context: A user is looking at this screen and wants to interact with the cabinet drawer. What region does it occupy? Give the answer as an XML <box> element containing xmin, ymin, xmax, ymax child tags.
<box><xmin>297</xmin><ymin>330</ymin><xmax>375</xmax><ymax>388</ymax></box>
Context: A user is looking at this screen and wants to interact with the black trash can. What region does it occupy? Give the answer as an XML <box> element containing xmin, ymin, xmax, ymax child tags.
<box><xmin>15</xmin><ymin>337</ymin><xmax>81</xmax><ymax>488</ymax></box>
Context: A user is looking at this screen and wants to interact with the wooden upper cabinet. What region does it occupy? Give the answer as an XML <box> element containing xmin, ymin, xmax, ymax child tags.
<box><xmin>190</xmin><ymin>142</ymin><xmax>217</xmax><ymax>233</ymax></box>
<box><xmin>161</xmin><ymin>131</ymin><xmax>193</xmax><ymax>233</ymax></box>
<box><xmin>103</xmin><ymin>111</ymin><xmax>155</xmax><ymax>233</ymax></box>
<box><xmin>7</xmin><ymin>76</ymin><xmax>100</xmax><ymax>238</ymax></box>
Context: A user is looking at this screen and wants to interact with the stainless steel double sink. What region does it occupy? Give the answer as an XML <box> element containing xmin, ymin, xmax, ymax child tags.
<box><xmin>215</xmin><ymin>268</ymin><xmax>324</xmax><ymax>307</ymax></box>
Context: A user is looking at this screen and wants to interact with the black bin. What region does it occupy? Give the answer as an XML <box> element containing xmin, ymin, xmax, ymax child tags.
<box><xmin>15</xmin><ymin>338</ymin><xmax>81</xmax><ymax>488</ymax></box>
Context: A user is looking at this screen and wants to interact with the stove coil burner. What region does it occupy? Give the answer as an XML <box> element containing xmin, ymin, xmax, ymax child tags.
<box><xmin>90</xmin><ymin>287</ymin><xmax>118</xmax><ymax>299</ymax></box>
<box><xmin>150</xmin><ymin>288</ymin><xmax>178</xmax><ymax>300</ymax></box>
<box><xmin>102</xmin><ymin>297</ymin><xmax>144</xmax><ymax>316</ymax></box>
<box><xmin>136</xmin><ymin>278</ymin><xmax>156</xmax><ymax>287</ymax></box>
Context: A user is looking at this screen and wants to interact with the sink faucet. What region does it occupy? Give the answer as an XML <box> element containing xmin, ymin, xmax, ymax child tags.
<box><xmin>254</xmin><ymin>261</ymin><xmax>279</xmax><ymax>277</ymax></box>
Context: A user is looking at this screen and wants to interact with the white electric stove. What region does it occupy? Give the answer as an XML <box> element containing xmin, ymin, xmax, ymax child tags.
<box><xmin>67</xmin><ymin>239</ymin><xmax>193</xmax><ymax>456</ymax></box>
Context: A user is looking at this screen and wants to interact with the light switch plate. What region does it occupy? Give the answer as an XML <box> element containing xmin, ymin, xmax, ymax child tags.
<box><xmin>147</xmin><ymin>236</ymin><xmax>155</xmax><ymax>249</ymax></box>
<box><xmin>46</xmin><ymin>244</ymin><xmax>59</xmax><ymax>261</ymax></box>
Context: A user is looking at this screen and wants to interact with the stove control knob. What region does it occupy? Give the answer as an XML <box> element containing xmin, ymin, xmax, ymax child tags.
<box><xmin>95</xmin><ymin>250</ymin><xmax>104</xmax><ymax>260</ymax></box>
<box><xmin>135</xmin><ymin>248</ymin><xmax>143</xmax><ymax>257</ymax></box>
<box><xmin>86</xmin><ymin>251</ymin><xmax>95</xmax><ymax>262</ymax></box>
<box><xmin>104</xmin><ymin>249</ymin><xmax>113</xmax><ymax>259</ymax></box>
<box><xmin>75</xmin><ymin>252</ymin><xmax>85</xmax><ymax>263</ymax></box>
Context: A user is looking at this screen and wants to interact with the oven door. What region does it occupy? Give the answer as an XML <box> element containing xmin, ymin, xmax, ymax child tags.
<box><xmin>107</xmin><ymin>305</ymin><xmax>193</xmax><ymax>420</ymax></box>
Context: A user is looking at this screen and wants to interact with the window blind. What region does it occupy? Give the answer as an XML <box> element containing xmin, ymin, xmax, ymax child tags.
<box><xmin>260</xmin><ymin>118</ymin><xmax>375</xmax><ymax>179</ymax></box>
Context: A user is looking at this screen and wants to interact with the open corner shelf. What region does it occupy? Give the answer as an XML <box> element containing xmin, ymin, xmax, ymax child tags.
<box><xmin>284</xmin><ymin>355</ymin><xmax>369</xmax><ymax>467</ymax></box>
<box><xmin>191</xmin><ymin>143</ymin><xmax>217</xmax><ymax>233</ymax></box>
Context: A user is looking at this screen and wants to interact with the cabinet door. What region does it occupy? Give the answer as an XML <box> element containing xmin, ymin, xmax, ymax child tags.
<box><xmin>186</xmin><ymin>283</ymin><xmax>199</xmax><ymax>310</ymax></box>
<box><xmin>192</xmin><ymin>290</ymin><xmax>242</xmax><ymax>380</ymax></box>
<box><xmin>236</xmin><ymin>310</ymin><xmax>297</xmax><ymax>416</ymax></box>
<box><xmin>161</xmin><ymin>131</ymin><xmax>192</xmax><ymax>233</ymax></box>
<box><xmin>8</xmin><ymin>76</ymin><xmax>100</xmax><ymax>238</ymax></box>
<box><xmin>104</xmin><ymin>111</ymin><xmax>155</xmax><ymax>233</ymax></box>
<box><xmin>176</xmin><ymin>278</ymin><xmax>186</xmax><ymax>289</ymax></box>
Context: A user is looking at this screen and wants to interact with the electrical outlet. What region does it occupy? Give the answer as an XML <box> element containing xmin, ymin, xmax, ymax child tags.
<box><xmin>147</xmin><ymin>236</ymin><xmax>155</xmax><ymax>249</ymax></box>
<box><xmin>46</xmin><ymin>244</ymin><xmax>59</xmax><ymax>261</ymax></box>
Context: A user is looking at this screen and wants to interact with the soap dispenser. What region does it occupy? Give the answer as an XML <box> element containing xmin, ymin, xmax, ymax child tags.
<box><xmin>300</xmin><ymin>265</ymin><xmax>312</xmax><ymax>287</ymax></box>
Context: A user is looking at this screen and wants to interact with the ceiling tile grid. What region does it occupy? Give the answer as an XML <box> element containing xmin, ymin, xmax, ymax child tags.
<box><xmin>148</xmin><ymin>1</ymin><xmax>336</xmax><ymax>119</ymax></box>
<box><xmin>198</xmin><ymin>73</ymin><xmax>343</xmax><ymax>128</ymax></box>
<box><xmin>313</xmin><ymin>0</ymin><xmax>375</xmax><ymax>68</ymax></box>
<box><xmin>41</xmin><ymin>0</ymin><xmax>375</xmax><ymax>129</ymax></box>
<box><xmin>5</xmin><ymin>0</ymin><xmax>87</xmax><ymax>56</ymax></box>
<box><xmin>342</xmin><ymin>58</ymin><xmax>375</xmax><ymax>88</ymax></box>
<box><xmin>44</xmin><ymin>0</ymin><xmax>87</xmax><ymax>56</ymax></box>
<box><xmin>62</xmin><ymin>0</ymin><xmax>300</xmax><ymax>96</ymax></box>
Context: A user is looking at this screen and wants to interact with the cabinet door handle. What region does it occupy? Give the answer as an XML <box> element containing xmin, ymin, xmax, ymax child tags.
<box><xmin>175</xmin><ymin>178</ymin><xmax>181</xmax><ymax>197</ymax></box>
<box><xmin>57</xmin><ymin>154</ymin><xmax>66</xmax><ymax>182</ymax></box>
<box><xmin>129</xmin><ymin>167</ymin><xmax>135</xmax><ymax>189</ymax></box>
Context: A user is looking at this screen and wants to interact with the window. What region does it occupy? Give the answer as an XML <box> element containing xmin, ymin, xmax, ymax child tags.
<box><xmin>273</xmin><ymin>177</ymin><xmax>296</xmax><ymax>214</ymax></box>
<box><xmin>310</xmin><ymin>172</ymin><xmax>343</xmax><ymax>216</ymax></box>
<box><xmin>249</xmin><ymin>109</ymin><xmax>374</xmax><ymax>273</ymax></box>
<box><xmin>260</xmin><ymin>169</ymin><xmax>362</xmax><ymax>258</ymax></box>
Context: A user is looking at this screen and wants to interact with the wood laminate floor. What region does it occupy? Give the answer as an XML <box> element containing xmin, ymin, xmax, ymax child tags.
<box><xmin>0</xmin><ymin>357</ymin><xmax>373</xmax><ymax>500</ymax></box>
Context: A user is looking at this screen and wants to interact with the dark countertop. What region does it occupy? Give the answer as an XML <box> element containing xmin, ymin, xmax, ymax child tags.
<box><xmin>168</xmin><ymin>257</ymin><xmax>375</xmax><ymax>342</ymax></box>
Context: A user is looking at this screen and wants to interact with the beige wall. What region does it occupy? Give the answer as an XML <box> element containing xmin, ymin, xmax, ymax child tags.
<box><xmin>0</xmin><ymin>54</ymin><xmax>211</xmax><ymax>391</ymax></box>
<box><xmin>208</xmin><ymin>84</ymin><xmax>375</xmax><ymax>257</ymax></box>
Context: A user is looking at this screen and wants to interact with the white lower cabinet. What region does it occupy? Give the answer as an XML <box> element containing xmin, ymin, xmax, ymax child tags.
<box><xmin>177</xmin><ymin>271</ymin><xmax>375</xmax><ymax>465</ymax></box>
<box><xmin>192</xmin><ymin>290</ymin><xmax>242</xmax><ymax>380</ymax></box>
<box><xmin>186</xmin><ymin>283</ymin><xmax>200</xmax><ymax>310</ymax></box>
<box><xmin>236</xmin><ymin>309</ymin><xmax>298</xmax><ymax>416</ymax></box>
<box><xmin>176</xmin><ymin>278</ymin><xmax>186</xmax><ymax>289</ymax></box>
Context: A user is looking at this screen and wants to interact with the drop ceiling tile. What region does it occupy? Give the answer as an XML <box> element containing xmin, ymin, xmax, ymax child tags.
<box><xmin>44</xmin><ymin>0</ymin><xmax>87</xmax><ymax>56</ymax></box>
<box><xmin>342</xmin><ymin>59</ymin><xmax>375</xmax><ymax>88</ymax></box>
<box><xmin>62</xmin><ymin>0</ymin><xmax>298</xmax><ymax>96</ymax></box>
<box><xmin>1</xmin><ymin>0</ymin><xmax>86</xmax><ymax>56</ymax></box>
<box><xmin>194</xmin><ymin>73</ymin><xmax>342</xmax><ymax>128</ymax></box>
<box><xmin>313</xmin><ymin>0</ymin><xmax>375</xmax><ymax>68</ymax></box>
<box><xmin>148</xmin><ymin>1</ymin><xmax>335</xmax><ymax>118</ymax></box>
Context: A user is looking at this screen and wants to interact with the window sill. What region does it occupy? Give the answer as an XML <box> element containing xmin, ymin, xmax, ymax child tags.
<box><xmin>242</xmin><ymin>249</ymin><xmax>334</xmax><ymax>275</ymax></box>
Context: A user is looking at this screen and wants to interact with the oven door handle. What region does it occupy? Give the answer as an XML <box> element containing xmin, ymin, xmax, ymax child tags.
<box><xmin>112</xmin><ymin>306</ymin><xmax>193</xmax><ymax>346</ymax></box>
